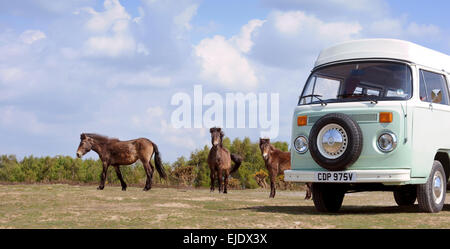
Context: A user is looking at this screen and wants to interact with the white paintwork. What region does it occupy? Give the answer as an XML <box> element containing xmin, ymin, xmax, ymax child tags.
<box><xmin>315</xmin><ymin>39</ymin><xmax>450</xmax><ymax>73</ymax></box>
<box><xmin>284</xmin><ymin>169</ymin><xmax>411</xmax><ymax>183</ymax></box>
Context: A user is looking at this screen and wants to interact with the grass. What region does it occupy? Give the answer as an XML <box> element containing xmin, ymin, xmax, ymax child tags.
<box><xmin>0</xmin><ymin>184</ymin><xmax>450</xmax><ymax>228</ymax></box>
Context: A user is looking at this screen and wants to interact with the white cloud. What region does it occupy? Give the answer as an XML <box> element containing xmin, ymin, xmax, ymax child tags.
<box><xmin>132</xmin><ymin>106</ymin><xmax>164</xmax><ymax>129</ymax></box>
<box><xmin>273</xmin><ymin>11</ymin><xmax>361</xmax><ymax>42</ymax></box>
<box><xmin>106</xmin><ymin>70</ymin><xmax>172</xmax><ymax>88</ymax></box>
<box><xmin>249</xmin><ymin>11</ymin><xmax>362</xmax><ymax>69</ymax></box>
<box><xmin>160</xmin><ymin>120</ymin><xmax>208</xmax><ymax>150</ymax></box>
<box><xmin>19</xmin><ymin>30</ymin><xmax>46</xmax><ymax>44</ymax></box>
<box><xmin>173</xmin><ymin>4</ymin><xmax>198</xmax><ymax>31</ymax></box>
<box><xmin>78</xmin><ymin>0</ymin><xmax>144</xmax><ymax>58</ymax></box>
<box><xmin>84</xmin><ymin>34</ymin><xmax>136</xmax><ymax>57</ymax></box>
<box><xmin>261</xmin><ymin>0</ymin><xmax>388</xmax><ymax>18</ymax></box>
<box><xmin>406</xmin><ymin>22</ymin><xmax>441</xmax><ymax>38</ymax></box>
<box><xmin>195</xmin><ymin>35</ymin><xmax>258</xmax><ymax>90</ymax></box>
<box><xmin>0</xmin><ymin>67</ymin><xmax>24</xmax><ymax>84</ymax></box>
<box><xmin>194</xmin><ymin>19</ymin><xmax>264</xmax><ymax>90</ymax></box>
<box><xmin>231</xmin><ymin>19</ymin><xmax>266</xmax><ymax>53</ymax></box>
<box><xmin>368</xmin><ymin>17</ymin><xmax>441</xmax><ymax>40</ymax></box>
<box><xmin>0</xmin><ymin>106</ymin><xmax>53</xmax><ymax>135</ymax></box>
<box><xmin>83</xmin><ymin>0</ymin><xmax>130</xmax><ymax>33</ymax></box>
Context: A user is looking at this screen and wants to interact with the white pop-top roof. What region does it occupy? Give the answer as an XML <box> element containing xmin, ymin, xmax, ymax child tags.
<box><xmin>315</xmin><ymin>39</ymin><xmax>450</xmax><ymax>73</ymax></box>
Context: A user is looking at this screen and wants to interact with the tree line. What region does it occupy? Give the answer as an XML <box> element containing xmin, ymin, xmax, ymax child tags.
<box><xmin>0</xmin><ymin>137</ymin><xmax>305</xmax><ymax>190</ymax></box>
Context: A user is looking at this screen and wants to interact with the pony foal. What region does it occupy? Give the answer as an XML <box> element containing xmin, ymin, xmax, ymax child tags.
<box><xmin>259</xmin><ymin>138</ymin><xmax>312</xmax><ymax>199</ymax></box>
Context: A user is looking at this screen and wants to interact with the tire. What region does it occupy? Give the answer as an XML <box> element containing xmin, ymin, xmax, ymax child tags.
<box><xmin>417</xmin><ymin>160</ymin><xmax>446</xmax><ymax>213</ymax></box>
<box><xmin>309</xmin><ymin>113</ymin><xmax>363</xmax><ymax>171</ymax></box>
<box><xmin>393</xmin><ymin>185</ymin><xmax>417</xmax><ymax>206</ymax></box>
<box><xmin>312</xmin><ymin>183</ymin><xmax>345</xmax><ymax>213</ymax></box>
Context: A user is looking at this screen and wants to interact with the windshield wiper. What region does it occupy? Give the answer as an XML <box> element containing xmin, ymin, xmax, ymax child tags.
<box><xmin>358</xmin><ymin>93</ymin><xmax>379</xmax><ymax>104</ymax></box>
<box><xmin>337</xmin><ymin>93</ymin><xmax>378</xmax><ymax>104</ymax></box>
<box><xmin>301</xmin><ymin>94</ymin><xmax>327</xmax><ymax>106</ymax></box>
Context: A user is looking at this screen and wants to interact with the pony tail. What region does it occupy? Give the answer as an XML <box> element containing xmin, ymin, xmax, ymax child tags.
<box><xmin>152</xmin><ymin>142</ymin><xmax>167</xmax><ymax>179</ymax></box>
<box><xmin>230</xmin><ymin>153</ymin><xmax>243</xmax><ymax>173</ymax></box>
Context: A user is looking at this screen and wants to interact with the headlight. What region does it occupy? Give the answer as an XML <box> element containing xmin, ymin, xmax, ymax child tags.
<box><xmin>377</xmin><ymin>132</ymin><xmax>397</xmax><ymax>152</ymax></box>
<box><xmin>294</xmin><ymin>135</ymin><xmax>309</xmax><ymax>154</ymax></box>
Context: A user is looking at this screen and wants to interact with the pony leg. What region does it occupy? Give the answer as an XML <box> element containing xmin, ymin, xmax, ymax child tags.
<box><xmin>305</xmin><ymin>183</ymin><xmax>312</xmax><ymax>200</ymax></box>
<box><xmin>143</xmin><ymin>161</ymin><xmax>154</xmax><ymax>191</ymax></box>
<box><xmin>269</xmin><ymin>174</ymin><xmax>276</xmax><ymax>198</ymax></box>
<box><xmin>114</xmin><ymin>165</ymin><xmax>127</xmax><ymax>191</ymax></box>
<box><xmin>210</xmin><ymin>170</ymin><xmax>215</xmax><ymax>192</ymax></box>
<box><xmin>148</xmin><ymin>161</ymin><xmax>155</xmax><ymax>189</ymax></box>
<box><xmin>223</xmin><ymin>174</ymin><xmax>228</xmax><ymax>194</ymax></box>
<box><xmin>98</xmin><ymin>162</ymin><xmax>109</xmax><ymax>190</ymax></box>
<box><xmin>218</xmin><ymin>171</ymin><xmax>223</xmax><ymax>193</ymax></box>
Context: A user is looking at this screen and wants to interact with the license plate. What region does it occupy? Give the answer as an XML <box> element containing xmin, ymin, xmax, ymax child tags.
<box><xmin>315</xmin><ymin>172</ymin><xmax>356</xmax><ymax>182</ymax></box>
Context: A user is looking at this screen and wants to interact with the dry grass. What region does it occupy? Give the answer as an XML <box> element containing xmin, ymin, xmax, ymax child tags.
<box><xmin>1</xmin><ymin>184</ymin><xmax>450</xmax><ymax>228</ymax></box>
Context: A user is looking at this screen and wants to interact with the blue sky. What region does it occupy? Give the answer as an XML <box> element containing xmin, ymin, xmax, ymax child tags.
<box><xmin>0</xmin><ymin>0</ymin><xmax>449</xmax><ymax>162</ymax></box>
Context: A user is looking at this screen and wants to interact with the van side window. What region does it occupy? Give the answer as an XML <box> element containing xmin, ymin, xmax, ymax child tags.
<box><xmin>419</xmin><ymin>70</ymin><xmax>450</xmax><ymax>105</ymax></box>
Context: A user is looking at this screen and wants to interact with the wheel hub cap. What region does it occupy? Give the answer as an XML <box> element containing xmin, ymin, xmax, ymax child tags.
<box><xmin>317</xmin><ymin>124</ymin><xmax>348</xmax><ymax>159</ymax></box>
<box><xmin>433</xmin><ymin>171</ymin><xmax>444</xmax><ymax>204</ymax></box>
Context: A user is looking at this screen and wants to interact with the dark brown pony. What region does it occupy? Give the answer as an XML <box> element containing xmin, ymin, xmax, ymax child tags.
<box><xmin>76</xmin><ymin>133</ymin><xmax>167</xmax><ymax>191</ymax></box>
<box><xmin>259</xmin><ymin>138</ymin><xmax>312</xmax><ymax>199</ymax></box>
<box><xmin>207</xmin><ymin>127</ymin><xmax>243</xmax><ymax>194</ymax></box>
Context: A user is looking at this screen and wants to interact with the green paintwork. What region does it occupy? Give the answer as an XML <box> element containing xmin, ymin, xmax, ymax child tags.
<box><xmin>290</xmin><ymin>63</ymin><xmax>450</xmax><ymax>185</ymax></box>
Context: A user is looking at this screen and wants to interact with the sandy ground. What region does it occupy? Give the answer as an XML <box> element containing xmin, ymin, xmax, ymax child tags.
<box><xmin>1</xmin><ymin>184</ymin><xmax>450</xmax><ymax>228</ymax></box>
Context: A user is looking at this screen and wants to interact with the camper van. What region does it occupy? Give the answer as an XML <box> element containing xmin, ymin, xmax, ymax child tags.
<box><xmin>284</xmin><ymin>39</ymin><xmax>450</xmax><ymax>213</ymax></box>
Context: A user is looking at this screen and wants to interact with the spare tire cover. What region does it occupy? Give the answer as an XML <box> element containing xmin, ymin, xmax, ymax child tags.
<box><xmin>309</xmin><ymin>113</ymin><xmax>363</xmax><ymax>171</ymax></box>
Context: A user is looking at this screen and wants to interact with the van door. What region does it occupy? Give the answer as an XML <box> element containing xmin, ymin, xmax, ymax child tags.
<box><xmin>413</xmin><ymin>69</ymin><xmax>450</xmax><ymax>178</ymax></box>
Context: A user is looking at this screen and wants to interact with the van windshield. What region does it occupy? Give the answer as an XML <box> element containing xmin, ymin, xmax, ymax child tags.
<box><xmin>299</xmin><ymin>62</ymin><xmax>412</xmax><ymax>105</ymax></box>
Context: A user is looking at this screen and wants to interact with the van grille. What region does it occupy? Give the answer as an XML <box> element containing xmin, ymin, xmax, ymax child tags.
<box><xmin>308</xmin><ymin>113</ymin><xmax>378</xmax><ymax>124</ymax></box>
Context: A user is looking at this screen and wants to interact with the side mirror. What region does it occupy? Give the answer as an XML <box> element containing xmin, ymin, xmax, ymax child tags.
<box><xmin>431</xmin><ymin>89</ymin><xmax>442</xmax><ymax>104</ymax></box>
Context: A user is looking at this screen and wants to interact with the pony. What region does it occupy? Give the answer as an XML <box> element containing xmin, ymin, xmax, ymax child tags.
<box><xmin>259</xmin><ymin>138</ymin><xmax>312</xmax><ymax>199</ymax></box>
<box><xmin>76</xmin><ymin>133</ymin><xmax>166</xmax><ymax>191</ymax></box>
<box><xmin>207</xmin><ymin>127</ymin><xmax>242</xmax><ymax>194</ymax></box>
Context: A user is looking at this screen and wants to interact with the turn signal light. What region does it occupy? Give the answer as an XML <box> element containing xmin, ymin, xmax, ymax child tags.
<box><xmin>297</xmin><ymin>116</ymin><xmax>307</xmax><ymax>126</ymax></box>
<box><xmin>379</xmin><ymin>112</ymin><xmax>393</xmax><ymax>123</ymax></box>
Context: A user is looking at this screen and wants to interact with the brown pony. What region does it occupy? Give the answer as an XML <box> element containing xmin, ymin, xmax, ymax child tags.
<box><xmin>207</xmin><ymin>127</ymin><xmax>243</xmax><ymax>194</ymax></box>
<box><xmin>259</xmin><ymin>138</ymin><xmax>312</xmax><ymax>199</ymax></box>
<box><xmin>76</xmin><ymin>133</ymin><xmax>167</xmax><ymax>191</ymax></box>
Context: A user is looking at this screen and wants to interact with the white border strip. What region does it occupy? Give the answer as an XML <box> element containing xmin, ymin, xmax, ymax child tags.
<box><xmin>284</xmin><ymin>169</ymin><xmax>411</xmax><ymax>183</ymax></box>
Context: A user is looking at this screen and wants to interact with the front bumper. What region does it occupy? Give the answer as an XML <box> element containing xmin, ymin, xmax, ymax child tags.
<box><xmin>284</xmin><ymin>169</ymin><xmax>411</xmax><ymax>184</ymax></box>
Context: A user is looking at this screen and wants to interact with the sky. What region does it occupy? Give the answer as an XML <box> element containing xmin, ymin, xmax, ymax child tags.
<box><xmin>1</xmin><ymin>0</ymin><xmax>449</xmax><ymax>162</ymax></box>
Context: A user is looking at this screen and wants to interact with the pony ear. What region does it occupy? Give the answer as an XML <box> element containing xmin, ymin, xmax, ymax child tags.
<box><xmin>209</xmin><ymin>127</ymin><xmax>215</xmax><ymax>133</ymax></box>
<box><xmin>80</xmin><ymin>133</ymin><xmax>86</xmax><ymax>139</ymax></box>
<box><xmin>260</xmin><ymin>138</ymin><xmax>270</xmax><ymax>144</ymax></box>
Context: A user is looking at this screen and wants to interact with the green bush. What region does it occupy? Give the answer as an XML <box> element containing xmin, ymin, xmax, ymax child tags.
<box><xmin>0</xmin><ymin>137</ymin><xmax>301</xmax><ymax>189</ymax></box>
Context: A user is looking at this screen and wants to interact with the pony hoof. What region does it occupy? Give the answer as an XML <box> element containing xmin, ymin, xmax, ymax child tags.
<box><xmin>122</xmin><ymin>188</ymin><xmax>127</xmax><ymax>191</ymax></box>
<box><xmin>143</xmin><ymin>188</ymin><xmax>150</xmax><ymax>191</ymax></box>
<box><xmin>97</xmin><ymin>186</ymin><xmax>104</xmax><ymax>190</ymax></box>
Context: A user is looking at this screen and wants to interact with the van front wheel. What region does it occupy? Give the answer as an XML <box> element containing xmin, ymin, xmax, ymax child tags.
<box><xmin>312</xmin><ymin>183</ymin><xmax>345</xmax><ymax>213</ymax></box>
<box><xmin>417</xmin><ymin>160</ymin><xmax>446</xmax><ymax>213</ymax></box>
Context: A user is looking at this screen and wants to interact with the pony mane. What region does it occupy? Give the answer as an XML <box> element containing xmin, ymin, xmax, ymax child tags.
<box><xmin>84</xmin><ymin>133</ymin><xmax>120</xmax><ymax>144</ymax></box>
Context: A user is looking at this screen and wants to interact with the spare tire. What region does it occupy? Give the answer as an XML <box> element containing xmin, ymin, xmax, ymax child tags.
<box><xmin>309</xmin><ymin>113</ymin><xmax>363</xmax><ymax>171</ymax></box>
